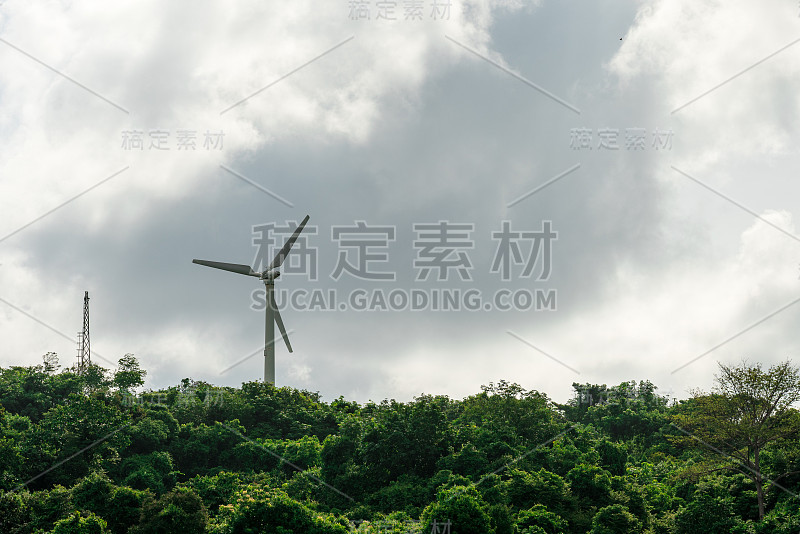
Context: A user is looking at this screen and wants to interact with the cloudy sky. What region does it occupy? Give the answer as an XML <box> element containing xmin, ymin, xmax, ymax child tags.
<box><xmin>1</xmin><ymin>0</ymin><xmax>799</xmax><ymax>405</ymax></box>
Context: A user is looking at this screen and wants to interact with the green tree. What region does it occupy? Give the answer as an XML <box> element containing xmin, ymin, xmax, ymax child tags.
<box><xmin>673</xmin><ymin>489</ymin><xmax>739</xmax><ymax>534</ymax></box>
<box><xmin>596</xmin><ymin>440</ymin><xmax>627</xmax><ymax>477</ymax></box>
<box><xmin>71</xmin><ymin>471</ymin><xmax>113</xmax><ymax>518</ymax></box>
<box><xmin>358</xmin><ymin>395</ymin><xmax>454</xmax><ymax>487</ymax></box>
<box><xmin>208</xmin><ymin>485</ymin><xmax>347</xmax><ymax>534</ymax></box>
<box><xmin>590</xmin><ymin>504</ymin><xmax>641</xmax><ymax>534</ymax></box>
<box><xmin>131</xmin><ymin>486</ymin><xmax>207</xmax><ymax>534</ymax></box>
<box><xmin>185</xmin><ymin>471</ymin><xmax>243</xmax><ymax>518</ymax></box>
<box><xmin>420</xmin><ymin>485</ymin><xmax>493</xmax><ymax>534</ymax></box>
<box><xmin>507</xmin><ymin>468</ymin><xmax>569</xmax><ymax>512</ymax></box>
<box><xmin>0</xmin><ymin>366</ymin><xmax>63</xmax><ymax>421</ymax></box>
<box><xmin>563</xmin><ymin>381</ymin><xmax>670</xmax><ymax>443</ymax></box>
<box><xmin>0</xmin><ymin>490</ymin><xmax>31</xmax><ymax>533</ymax></box>
<box><xmin>672</xmin><ymin>360</ymin><xmax>800</xmax><ymax>520</ymax></box>
<box><xmin>279</xmin><ymin>434</ymin><xmax>323</xmax><ymax>474</ymax></box>
<box><xmin>27</xmin><ymin>485</ymin><xmax>72</xmax><ymax>532</ymax></box>
<box><xmin>81</xmin><ymin>364</ymin><xmax>112</xmax><ymax>396</ymax></box>
<box><xmin>515</xmin><ymin>504</ymin><xmax>568</xmax><ymax>534</ymax></box>
<box><xmin>113</xmin><ymin>354</ymin><xmax>146</xmax><ymax>393</ymax></box>
<box><xmin>760</xmin><ymin>498</ymin><xmax>800</xmax><ymax>533</ymax></box>
<box><xmin>125</xmin><ymin>418</ymin><xmax>169</xmax><ymax>455</ymax></box>
<box><xmin>51</xmin><ymin>511</ymin><xmax>109</xmax><ymax>534</ymax></box>
<box><xmin>106</xmin><ymin>486</ymin><xmax>148</xmax><ymax>534</ymax></box>
<box><xmin>43</xmin><ymin>352</ymin><xmax>60</xmax><ymax>374</ymax></box>
<box><xmin>566</xmin><ymin>464</ymin><xmax>612</xmax><ymax>506</ymax></box>
<box><xmin>117</xmin><ymin>451</ymin><xmax>179</xmax><ymax>495</ymax></box>
<box><xmin>168</xmin><ymin>420</ymin><xmax>243</xmax><ymax>476</ymax></box>
<box><xmin>29</xmin><ymin>394</ymin><xmax>127</xmax><ymax>487</ymax></box>
<box><xmin>461</xmin><ymin>381</ymin><xmax>561</xmax><ymax>451</ymax></box>
<box><xmin>487</xmin><ymin>503</ymin><xmax>513</xmax><ymax>534</ymax></box>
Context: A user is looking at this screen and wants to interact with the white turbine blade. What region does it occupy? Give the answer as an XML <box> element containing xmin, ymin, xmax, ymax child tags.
<box><xmin>272</xmin><ymin>292</ymin><xmax>293</xmax><ymax>353</ymax></box>
<box><xmin>267</xmin><ymin>215</ymin><xmax>310</xmax><ymax>271</ymax></box>
<box><xmin>192</xmin><ymin>259</ymin><xmax>260</xmax><ymax>277</ymax></box>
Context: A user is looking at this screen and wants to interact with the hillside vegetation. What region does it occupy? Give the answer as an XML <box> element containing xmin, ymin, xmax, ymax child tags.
<box><xmin>0</xmin><ymin>355</ymin><xmax>799</xmax><ymax>533</ymax></box>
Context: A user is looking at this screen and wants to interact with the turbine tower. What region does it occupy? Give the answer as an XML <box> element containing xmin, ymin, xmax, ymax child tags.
<box><xmin>193</xmin><ymin>215</ymin><xmax>309</xmax><ymax>384</ymax></box>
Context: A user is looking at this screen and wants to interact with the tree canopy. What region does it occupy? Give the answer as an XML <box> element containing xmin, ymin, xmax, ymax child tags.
<box><xmin>672</xmin><ymin>360</ymin><xmax>800</xmax><ymax>520</ymax></box>
<box><xmin>0</xmin><ymin>355</ymin><xmax>798</xmax><ymax>533</ymax></box>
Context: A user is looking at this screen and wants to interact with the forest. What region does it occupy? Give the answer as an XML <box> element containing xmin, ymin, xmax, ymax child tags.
<box><xmin>0</xmin><ymin>354</ymin><xmax>799</xmax><ymax>533</ymax></box>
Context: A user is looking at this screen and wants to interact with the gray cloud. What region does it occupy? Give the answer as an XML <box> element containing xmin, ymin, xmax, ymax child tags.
<box><xmin>2</xmin><ymin>0</ymin><xmax>799</xmax><ymax>405</ymax></box>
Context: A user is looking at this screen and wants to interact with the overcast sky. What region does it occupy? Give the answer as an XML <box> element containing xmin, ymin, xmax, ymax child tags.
<box><xmin>1</xmin><ymin>0</ymin><xmax>799</xmax><ymax>405</ymax></box>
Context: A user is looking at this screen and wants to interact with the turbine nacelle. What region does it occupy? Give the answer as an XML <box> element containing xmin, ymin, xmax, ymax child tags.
<box><xmin>260</xmin><ymin>270</ymin><xmax>280</xmax><ymax>281</ymax></box>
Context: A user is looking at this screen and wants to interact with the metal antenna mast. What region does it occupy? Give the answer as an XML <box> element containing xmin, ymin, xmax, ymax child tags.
<box><xmin>76</xmin><ymin>291</ymin><xmax>90</xmax><ymax>373</ymax></box>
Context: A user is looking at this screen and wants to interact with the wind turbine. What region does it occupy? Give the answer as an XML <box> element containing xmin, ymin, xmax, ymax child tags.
<box><xmin>193</xmin><ymin>215</ymin><xmax>310</xmax><ymax>385</ymax></box>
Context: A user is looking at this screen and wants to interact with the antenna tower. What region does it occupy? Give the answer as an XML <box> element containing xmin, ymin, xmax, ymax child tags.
<box><xmin>76</xmin><ymin>291</ymin><xmax>90</xmax><ymax>373</ymax></box>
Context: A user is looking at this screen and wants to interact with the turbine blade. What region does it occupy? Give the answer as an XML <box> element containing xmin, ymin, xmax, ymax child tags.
<box><xmin>267</xmin><ymin>215</ymin><xmax>310</xmax><ymax>271</ymax></box>
<box><xmin>192</xmin><ymin>259</ymin><xmax>259</xmax><ymax>277</ymax></box>
<box><xmin>271</xmin><ymin>292</ymin><xmax>293</xmax><ymax>353</ymax></box>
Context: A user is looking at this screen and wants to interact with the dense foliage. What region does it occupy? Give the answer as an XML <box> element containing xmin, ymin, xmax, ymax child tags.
<box><xmin>0</xmin><ymin>355</ymin><xmax>799</xmax><ymax>533</ymax></box>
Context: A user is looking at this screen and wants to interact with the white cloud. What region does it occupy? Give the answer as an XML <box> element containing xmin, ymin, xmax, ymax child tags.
<box><xmin>1</xmin><ymin>0</ymin><xmax>798</xmax><ymax>407</ymax></box>
<box><xmin>609</xmin><ymin>0</ymin><xmax>800</xmax><ymax>170</ymax></box>
<box><xmin>521</xmin><ymin>211</ymin><xmax>800</xmax><ymax>400</ymax></box>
